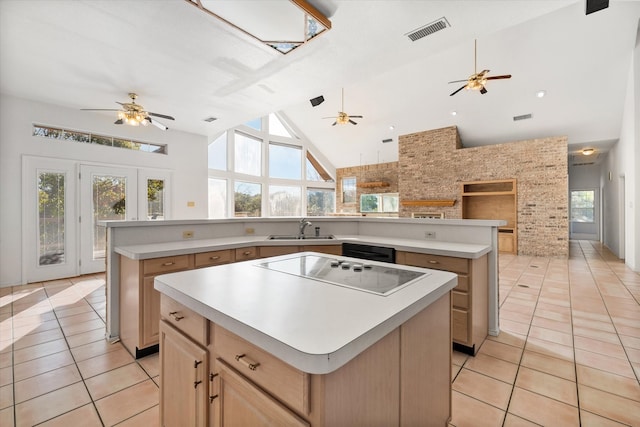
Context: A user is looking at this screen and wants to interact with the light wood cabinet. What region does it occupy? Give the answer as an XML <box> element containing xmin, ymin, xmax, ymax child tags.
<box><xmin>397</xmin><ymin>251</ymin><xmax>488</xmax><ymax>355</ymax></box>
<box><xmin>159</xmin><ymin>319</ymin><xmax>208</xmax><ymax>427</ymax></box>
<box><xmin>258</xmin><ymin>246</ymin><xmax>300</xmax><ymax>258</ymax></box>
<box><xmin>159</xmin><ymin>292</ymin><xmax>452</xmax><ymax>426</ymax></box>
<box><xmin>120</xmin><ymin>254</ymin><xmax>194</xmax><ymax>358</ymax></box>
<box><xmin>461</xmin><ymin>179</ymin><xmax>517</xmax><ymax>254</ymax></box>
<box><xmin>301</xmin><ymin>245</ymin><xmax>342</xmax><ymax>256</ymax></box>
<box><xmin>235</xmin><ymin>246</ymin><xmax>258</xmax><ymax>261</ymax></box>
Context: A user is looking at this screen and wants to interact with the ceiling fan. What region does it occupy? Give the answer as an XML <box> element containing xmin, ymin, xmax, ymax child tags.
<box><xmin>81</xmin><ymin>93</ymin><xmax>175</xmax><ymax>130</ymax></box>
<box><xmin>323</xmin><ymin>88</ymin><xmax>363</xmax><ymax>125</ymax></box>
<box><xmin>449</xmin><ymin>40</ymin><xmax>512</xmax><ymax>96</ymax></box>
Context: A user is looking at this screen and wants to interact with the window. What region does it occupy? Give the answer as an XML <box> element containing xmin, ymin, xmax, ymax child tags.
<box><xmin>146</xmin><ymin>179</ymin><xmax>165</xmax><ymax>220</ymax></box>
<box><xmin>33</xmin><ymin>125</ymin><xmax>167</xmax><ymax>154</ymax></box>
<box><xmin>342</xmin><ymin>177</ymin><xmax>356</xmax><ymax>204</ymax></box>
<box><xmin>571</xmin><ymin>190</ymin><xmax>595</xmax><ymax>223</ymax></box>
<box><xmin>234</xmin><ymin>132</ymin><xmax>261</xmax><ymax>176</ymax></box>
<box><xmin>269</xmin><ymin>113</ymin><xmax>293</xmax><ymax>138</ymax></box>
<box><xmin>269</xmin><ymin>143</ymin><xmax>301</xmax><ymax>179</ymax></box>
<box><xmin>269</xmin><ymin>185</ymin><xmax>301</xmax><ymax>216</ymax></box>
<box><xmin>244</xmin><ymin>118</ymin><xmax>262</xmax><ymax>131</ymax></box>
<box><xmin>360</xmin><ymin>193</ymin><xmax>399</xmax><ymax>213</ymax></box>
<box><xmin>208</xmin><ymin>178</ymin><xmax>227</xmax><ymax>218</ymax></box>
<box><xmin>208</xmin><ymin>132</ymin><xmax>227</xmax><ymax>171</ymax></box>
<box><xmin>38</xmin><ymin>172</ymin><xmax>65</xmax><ymax>265</ymax></box>
<box><xmin>234</xmin><ymin>181</ymin><xmax>261</xmax><ymax>217</ymax></box>
<box><xmin>307</xmin><ymin>188</ymin><xmax>335</xmax><ymax>216</ymax></box>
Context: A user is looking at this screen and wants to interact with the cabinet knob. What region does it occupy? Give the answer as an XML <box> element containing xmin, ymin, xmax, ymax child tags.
<box><xmin>162</xmin><ymin>261</ymin><xmax>175</xmax><ymax>266</ymax></box>
<box><xmin>209</xmin><ymin>256</ymin><xmax>220</xmax><ymax>260</ymax></box>
<box><xmin>169</xmin><ymin>311</ymin><xmax>184</xmax><ymax>321</ymax></box>
<box><xmin>428</xmin><ymin>260</ymin><xmax>439</xmax><ymax>264</ymax></box>
<box><xmin>235</xmin><ymin>353</ymin><xmax>260</xmax><ymax>371</ymax></box>
<box><xmin>242</xmin><ymin>251</ymin><xmax>252</xmax><ymax>256</ymax></box>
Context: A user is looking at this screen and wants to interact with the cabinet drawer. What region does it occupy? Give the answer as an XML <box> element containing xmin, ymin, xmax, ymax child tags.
<box><xmin>452</xmin><ymin>308</ymin><xmax>470</xmax><ymax>344</ymax></box>
<box><xmin>258</xmin><ymin>246</ymin><xmax>299</xmax><ymax>258</ymax></box>
<box><xmin>401</xmin><ymin>252</ymin><xmax>469</xmax><ymax>274</ymax></box>
<box><xmin>194</xmin><ymin>249</ymin><xmax>233</xmax><ymax>268</ymax></box>
<box><xmin>235</xmin><ymin>247</ymin><xmax>257</xmax><ymax>261</ymax></box>
<box><xmin>160</xmin><ymin>294</ymin><xmax>208</xmax><ymax>346</ymax></box>
<box><xmin>213</xmin><ymin>325</ymin><xmax>309</xmax><ymax>415</ymax></box>
<box><xmin>143</xmin><ymin>255</ymin><xmax>191</xmax><ymax>275</ymax></box>
<box><xmin>452</xmin><ymin>291</ymin><xmax>469</xmax><ymax>310</ymax></box>
<box><xmin>302</xmin><ymin>245</ymin><xmax>342</xmax><ymax>255</ymax></box>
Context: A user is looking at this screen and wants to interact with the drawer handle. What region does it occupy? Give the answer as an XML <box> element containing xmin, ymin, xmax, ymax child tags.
<box><xmin>209</xmin><ymin>256</ymin><xmax>220</xmax><ymax>260</ymax></box>
<box><xmin>194</xmin><ymin>359</ymin><xmax>203</xmax><ymax>389</ymax></box>
<box><xmin>169</xmin><ymin>311</ymin><xmax>184</xmax><ymax>321</ymax></box>
<box><xmin>162</xmin><ymin>262</ymin><xmax>175</xmax><ymax>266</ymax></box>
<box><xmin>209</xmin><ymin>373</ymin><xmax>219</xmax><ymax>403</ymax></box>
<box><xmin>428</xmin><ymin>260</ymin><xmax>439</xmax><ymax>264</ymax></box>
<box><xmin>242</xmin><ymin>251</ymin><xmax>252</xmax><ymax>256</ymax></box>
<box><xmin>235</xmin><ymin>353</ymin><xmax>260</xmax><ymax>371</ymax></box>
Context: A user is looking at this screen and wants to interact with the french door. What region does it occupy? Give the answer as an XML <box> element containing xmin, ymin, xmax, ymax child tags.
<box><xmin>24</xmin><ymin>157</ymin><xmax>171</xmax><ymax>283</ymax></box>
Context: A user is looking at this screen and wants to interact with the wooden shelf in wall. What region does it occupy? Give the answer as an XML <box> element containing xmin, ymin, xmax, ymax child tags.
<box><xmin>357</xmin><ymin>181</ymin><xmax>390</xmax><ymax>188</ymax></box>
<box><xmin>400</xmin><ymin>199</ymin><xmax>456</xmax><ymax>207</ymax></box>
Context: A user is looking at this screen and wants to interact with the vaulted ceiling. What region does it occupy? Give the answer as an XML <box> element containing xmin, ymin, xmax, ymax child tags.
<box><xmin>1</xmin><ymin>1</ymin><xmax>638</xmax><ymax>168</ymax></box>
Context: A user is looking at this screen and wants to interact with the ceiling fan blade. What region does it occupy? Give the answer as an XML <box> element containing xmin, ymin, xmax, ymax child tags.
<box><xmin>322</xmin><ymin>116</ymin><xmax>338</xmax><ymax>119</ymax></box>
<box><xmin>450</xmin><ymin>85</ymin><xmax>467</xmax><ymax>96</ymax></box>
<box><xmin>448</xmin><ymin>79</ymin><xmax>468</xmax><ymax>84</ymax></box>
<box><xmin>81</xmin><ymin>108</ymin><xmax>121</xmax><ymax>111</ymax></box>
<box><xmin>114</xmin><ymin>119</ymin><xmax>123</xmax><ymax>125</ymax></box>
<box><xmin>149</xmin><ymin>118</ymin><xmax>169</xmax><ymax>130</ymax></box>
<box><xmin>480</xmin><ymin>87</ymin><xmax>488</xmax><ymax>94</ymax></box>
<box><xmin>349</xmin><ymin>115</ymin><xmax>363</xmax><ymax>119</ymax></box>
<box><xmin>148</xmin><ymin>112</ymin><xmax>175</xmax><ymax>121</ymax></box>
<box><xmin>348</xmin><ymin>119</ymin><xmax>358</xmax><ymax>125</ymax></box>
<box><xmin>332</xmin><ymin>121</ymin><xmax>337</xmax><ymax>126</ymax></box>
<box><xmin>485</xmin><ymin>74</ymin><xmax>512</xmax><ymax>80</ymax></box>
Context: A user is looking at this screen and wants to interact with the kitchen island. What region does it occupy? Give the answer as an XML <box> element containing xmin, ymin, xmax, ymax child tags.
<box><xmin>155</xmin><ymin>252</ymin><xmax>457</xmax><ymax>426</ymax></box>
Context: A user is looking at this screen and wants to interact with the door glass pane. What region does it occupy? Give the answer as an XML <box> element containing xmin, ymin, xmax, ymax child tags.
<box><xmin>307</xmin><ymin>188</ymin><xmax>335</xmax><ymax>216</ymax></box>
<box><xmin>234</xmin><ymin>181</ymin><xmax>261</xmax><ymax>217</ymax></box>
<box><xmin>269</xmin><ymin>185</ymin><xmax>301</xmax><ymax>216</ymax></box>
<box><xmin>147</xmin><ymin>179</ymin><xmax>165</xmax><ymax>220</ymax></box>
<box><xmin>208</xmin><ymin>178</ymin><xmax>227</xmax><ymax>218</ymax></box>
<box><xmin>38</xmin><ymin>172</ymin><xmax>65</xmax><ymax>265</ymax></box>
<box><xmin>342</xmin><ymin>177</ymin><xmax>356</xmax><ymax>204</ymax></box>
<box><xmin>93</xmin><ymin>175</ymin><xmax>127</xmax><ymax>259</ymax></box>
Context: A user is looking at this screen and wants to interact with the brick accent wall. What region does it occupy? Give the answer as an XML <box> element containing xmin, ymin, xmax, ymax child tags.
<box><xmin>335</xmin><ymin>162</ymin><xmax>399</xmax><ymax>214</ymax></box>
<box><xmin>335</xmin><ymin>126</ymin><xmax>569</xmax><ymax>257</ymax></box>
<box><xmin>398</xmin><ymin>126</ymin><xmax>568</xmax><ymax>257</ymax></box>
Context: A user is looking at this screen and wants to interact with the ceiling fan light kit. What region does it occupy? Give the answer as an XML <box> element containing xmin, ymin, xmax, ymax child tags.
<box><xmin>449</xmin><ymin>40</ymin><xmax>512</xmax><ymax>96</ymax></box>
<box><xmin>322</xmin><ymin>88</ymin><xmax>363</xmax><ymax>126</ymax></box>
<box><xmin>81</xmin><ymin>93</ymin><xmax>174</xmax><ymax>131</ymax></box>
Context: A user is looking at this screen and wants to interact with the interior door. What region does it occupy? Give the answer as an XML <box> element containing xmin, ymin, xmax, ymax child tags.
<box><xmin>23</xmin><ymin>157</ymin><xmax>78</xmax><ymax>282</ymax></box>
<box><xmin>80</xmin><ymin>165</ymin><xmax>137</xmax><ymax>274</ymax></box>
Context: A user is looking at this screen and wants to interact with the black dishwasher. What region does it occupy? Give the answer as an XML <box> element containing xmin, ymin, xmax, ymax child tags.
<box><xmin>342</xmin><ymin>242</ymin><xmax>396</xmax><ymax>263</ymax></box>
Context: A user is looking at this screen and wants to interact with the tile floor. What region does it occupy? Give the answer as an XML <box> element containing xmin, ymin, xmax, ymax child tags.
<box><xmin>0</xmin><ymin>240</ymin><xmax>638</xmax><ymax>426</ymax></box>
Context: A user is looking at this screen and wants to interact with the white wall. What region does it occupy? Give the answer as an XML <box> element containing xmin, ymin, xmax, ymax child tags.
<box><xmin>0</xmin><ymin>94</ymin><xmax>209</xmax><ymax>286</ymax></box>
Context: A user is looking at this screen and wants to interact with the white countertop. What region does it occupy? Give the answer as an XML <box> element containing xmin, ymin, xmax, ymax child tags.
<box><xmin>116</xmin><ymin>234</ymin><xmax>491</xmax><ymax>260</ymax></box>
<box><xmin>154</xmin><ymin>252</ymin><xmax>457</xmax><ymax>374</ymax></box>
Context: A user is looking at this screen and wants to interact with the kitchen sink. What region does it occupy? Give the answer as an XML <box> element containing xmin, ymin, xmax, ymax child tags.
<box><xmin>267</xmin><ymin>235</ymin><xmax>335</xmax><ymax>240</ymax></box>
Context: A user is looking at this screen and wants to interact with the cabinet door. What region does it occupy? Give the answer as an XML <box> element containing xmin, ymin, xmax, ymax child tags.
<box><xmin>213</xmin><ymin>359</ymin><xmax>309</xmax><ymax>427</ymax></box>
<box><xmin>160</xmin><ymin>320</ymin><xmax>209</xmax><ymax>427</ymax></box>
<box><xmin>141</xmin><ymin>276</ymin><xmax>161</xmax><ymax>348</ymax></box>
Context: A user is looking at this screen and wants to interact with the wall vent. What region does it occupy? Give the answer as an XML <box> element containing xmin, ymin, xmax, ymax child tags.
<box><xmin>204</xmin><ymin>117</ymin><xmax>218</xmax><ymax>122</ymax></box>
<box><xmin>406</xmin><ymin>17</ymin><xmax>450</xmax><ymax>42</ymax></box>
<box><xmin>513</xmin><ymin>113</ymin><xmax>533</xmax><ymax>121</ymax></box>
<box><xmin>573</xmin><ymin>162</ymin><xmax>595</xmax><ymax>166</ymax></box>
<box><xmin>382</xmin><ymin>138</ymin><xmax>393</xmax><ymax>143</ymax></box>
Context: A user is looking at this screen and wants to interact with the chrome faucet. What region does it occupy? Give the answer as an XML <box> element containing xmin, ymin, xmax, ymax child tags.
<box><xmin>298</xmin><ymin>218</ymin><xmax>313</xmax><ymax>238</ymax></box>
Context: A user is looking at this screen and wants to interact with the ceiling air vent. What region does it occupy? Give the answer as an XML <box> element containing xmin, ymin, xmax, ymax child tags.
<box><xmin>573</xmin><ymin>162</ymin><xmax>595</xmax><ymax>166</ymax></box>
<box><xmin>382</xmin><ymin>138</ymin><xmax>393</xmax><ymax>143</ymax></box>
<box><xmin>406</xmin><ymin>17</ymin><xmax>450</xmax><ymax>42</ymax></box>
<box><xmin>513</xmin><ymin>113</ymin><xmax>533</xmax><ymax>121</ymax></box>
<box><xmin>204</xmin><ymin>117</ymin><xmax>218</xmax><ymax>122</ymax></box>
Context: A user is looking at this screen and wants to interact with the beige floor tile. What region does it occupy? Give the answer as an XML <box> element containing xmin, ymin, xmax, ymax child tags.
<box><xmin>94</xmin><ymin>379</ymin><xmax>159</xmax><ymax>426</ymax></box>
<box><xmin>530</xmin><ymin>315</ymin><xmax>572</xmax><ymax>334</ymax></box>
<box><xmin>60</xmin><ymin>318</ymin><xmax>105</xmax><ymax>337</ymax></box>
<box><xmin>66</xmin><ymin>327</ymin><xmax>107</xmax><ymax>348</ymax></box>
<box><xmin>37</xmin><ymin>403</ymin><xmax>103</xmax><ymax>427</ymax></box>
<box><xmin>500</xmin><ymin>308</ymin><xmax>534</xmax><ymax>325</ymax></box>
<box><xmin>579</xmin><ymin>410</ymin><xmax>628</xmax><ymax>427</ymax></box>
<box><xmin>56</xmin><ymin>307</ymin><xmax>98</xmax><ymax>322</ymax></box>
<box><xmin>452</xmin><ymin>351</ymin><xmax>469</xmax><ymax>366</ymax></box>
<box><xmin>507</xmin><ymin>387</ymin><xmax>579</xmax><ymax>426</ymax></box>
<box><xmin>576</xmin><ymin>364</ymin><xmax>640</xmax><ymax>402</ymax></box>
<box><xmin>451</xmin><ymin>391</ymin><xmax>505</xmax><ymax>427</ymax></box>
<box><xmin>115</xmin><ymin>404</ymin><xmax>160</xmax><ymax>427</ymax></box>
<box><xmin>0</xmin><ymin>406</ymin><xmax>14</xmax><ymax>427</ymax></box>
<box><xmin>574</xmin><ymin>335</ymin><xmax>627</xmax><ymax>359</ymax></box>
<box><xmin>575</xmin><ymin>348</ymin><xmax>636</xmax><ymax>379</ymax></box>
<box><xmin>520</xmin><ymin>350</ymin><xmax>576</xmax><ymax>381</ymax></box>
<box><xmin>573</xmin><ymin>325</ymin><xmax>621</xmax><ymax>344</ymax></box>
<box><xmin>477</xmin><ymin>339</ymin><xmax>523</xmax><ymax>364</ymax></box>
<box><xmin>452</xmin><ymin>363</ymin><xmax>463</xmax><ymax>380</ymax></box>
<box><xmin>615</xmin><ymin>323</ymin><xmax>640</xmax><ymax>338</ymax></box>
<box><xmin>13</xmin><ymin>350</ymin><xmax>75</xmax><ymax>382</ymax></box>
<box><xmin>528</xmin><ymin>325</ymin><xmax>573</xmax><ymax>346</ymax></box>
<box><xmin>138</xmin><ymin>352</ymin><xmax>160</xmax><ymax>378</ymax></box>
<box><xmin>486</xmin><ymin>331</ymin><xmax>527</xmax><ymax>348</ymax></box>
<box><xmin>15</xmin><ymin>382</ymin><xmax>91</xmax><ymax>426</ymax></box>
<box><xmin>618</xmin><ymin>333</ymin><xmax>640</xmax><ymax>350</ymax></box>
<box><xmin>11</xmin><ymin>327</ymin><xmax>64</xmax><ymax>350</ymax></box>
<box><xmin>502</xmin><ymin>413</ymin><xmax>541</xmax><ymax>427</ymax></box>
<box><xmin>572</xmin><ymin>317</ymin><xmax>617</xmax><ymax>333</ymax></box>
<box><xmin>453</xmin><ymin>368</ymin><xmax>512</xmax><ymax>410</ymax></box>
<box><xmin>77</xmin><ymin>347</ymin><xmax>135</xmax><ymax>379</ymax></box>
<box><xmin>0</xmin><ymin>383</ymin><xmax>13</xmax><ymax>410</ymax></box>
<box><xmin>70</xmin><ymin>338</ymin><xmax>124</xmax><ymax>362</ymax></box>
<box><xmin>12</xmin><ymin>338</ymin><xmax>68</xmax><ymax>364</ymax></box>
<box><xmin>0</xmin><ymin>366</ymin><xmax>13</xmax><ymax>387</ymax></box>
<box><xmin>498</xmin><ymin>318</ymin><xmax>531</xmax><ymax>335</ymax></box>
<box><xmin>525</xmin><ymin>336</ymin><xmax>574</xmax><ymax>361</ymax></box>
<box><xmin>515</xmin><ymin>366</ymin><xmax>577</xmax><ymax>406</ymax></box>
<box><xmin>463</xmin><ymin>352</ymin><xmax>519</xmax><ymax>384</ymax></box>
<box><xmin>14</xmin><ymin>364</ymin><xmax>82</xmax><ymax>403</ymax></box>
<box><xmin>578</xmin><ymin>384</ymin><xmax>640</xmax><ymax>426</ymax></box>
<box><xmin>85</xmin><ymin>362</ymin><xmax>149</xmax><ymax>400</ymax></box>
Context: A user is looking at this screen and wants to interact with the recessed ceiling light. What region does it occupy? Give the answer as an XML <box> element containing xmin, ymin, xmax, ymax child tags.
<box><xmin>389</xmin><ymin>125</ymin><xmax>395</xmax><ymax>130</ymax></box>
<box><xmin>451</xmin><ymin>111</ymin><xmax>457</xmax><ymax>116</ymax></box>
<box><xmin>536</xmin><ymin>90</ymin><xmax>546</xmax><ymax>98</ymax></box>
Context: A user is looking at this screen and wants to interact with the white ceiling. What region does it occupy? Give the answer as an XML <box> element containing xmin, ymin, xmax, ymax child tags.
<box><xmin>1</xmin><ymin>0</ymin><xmax>638</xmax><ymax>169</ymax></box>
